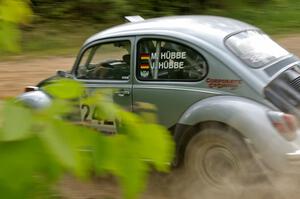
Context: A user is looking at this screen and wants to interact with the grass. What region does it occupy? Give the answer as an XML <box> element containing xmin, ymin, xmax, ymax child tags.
<box><xmin>207</xmin><ymin>1</ymin><xmax>300</xmax><ymax>35</ymax></box>
<box><xmin>1</xmin><ymin>1</ymin><xmax>300</xmax><ymax>60</ymax></box>
<box><xmin>0</xmin><ymin>21</ymin><xmax>119</xmax><ymax>60</ymax></box>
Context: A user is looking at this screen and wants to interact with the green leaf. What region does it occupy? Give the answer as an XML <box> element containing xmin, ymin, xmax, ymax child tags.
<box><xmin>1</xmin><ymin>101</ymin><xmax>33</xmax><ymax>141</ymax></box>
<box><xmin>134</xmin><ymin>102</ymin><xmax>158</xmax><ymax>123</ymax></box>
<box><xmin>37</xmin><ymin>121</ymin><xmax>86</xmax><ymax>177</ymax></box>
<box><xmin>0</xmin><ymin>0</ymin><xmax>32</xmax><ymax>52</ymax></box>
<box><xmin>0</xmin><ymin>0</ymin><xmax>32</xmax><ymax>24</ymax></box>
<box><xmin>42</xmin><ymin>99</ymin><xmax>74</xmax><ymax>117</ymax></box>
<box><xmin>0</xmin><ymin>21</ymin><xmax>21</xmax><ymax>52</ymax></box>
<box><xmin>0</xmin><ymin>75</ymin><xmax>175</xmax><ymax>199</ymax></box>
<box><xmin>82</xmin><ymin>90</ymin><xmax>118</xmax><ymax>120</ymax></box>
<box><xmin>44</xmin><ymin>79</ymin><xmax>84</xmax><ymax>99</ymax></box>
<box><xmin>0</xmin><ymin>137</ymin><xmax>57</xmax><ymax>198</ymax></box>
<box><xmin>93</xmin><ymin>135</ymin><xmax>148</xmax><ymax>199</ymax></box>
<box><xmin>136</xmin><ymin>124</ymin><xmax>174</xmax><ymax>171</ymax></box>
<box><xmin>119</xmin><ymin>158</ymin><xmax>148</xmax><ymax>199</ymax></box>
<box><xmin>94</xmin><ymin>135</ymin><xmax>126</xmax><ymax>174</ymax></box>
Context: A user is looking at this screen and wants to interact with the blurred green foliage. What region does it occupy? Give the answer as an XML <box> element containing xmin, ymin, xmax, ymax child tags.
<box><xmin>8</xmin><ymin>0</ymin><xmax>297</xmax><ymax>57</ymax></box>
<box><xmin>29</xmin><ymin>0</ymin><xmax>300</xmax><ymax>34</ymax></box>
<box><xmin>0</xmin><ymin>3</ymin><xmax>174</xmax><ymax>199</ymax></box>
<box><xmin>0</xmin><ymin>79</ymin><xmax>174</xmax><ymax>199</ymax></box>
<box><xmin>0</xmin><ymin>0</ymin><xmax>32</xmax><ymax>52</ymax></box>
<box><xmin>2</xmin><ymin>0</ymin><xmax>300</xmax><ymax>57</ymax></box>
<box><xmin>30</xmin><ymin>0</ymin><xmax>263</xmax><ymax>21</ymax></box>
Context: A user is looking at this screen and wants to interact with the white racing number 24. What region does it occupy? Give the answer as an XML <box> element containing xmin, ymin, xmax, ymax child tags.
<box><xmin>80</xmin><ymin>103</ymin><xmax>117</xmax><ymax>134</ymax></box>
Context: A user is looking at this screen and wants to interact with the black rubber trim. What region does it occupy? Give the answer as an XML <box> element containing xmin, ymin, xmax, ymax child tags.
<box><xmin>172</xmin><ymin>123</ymin><xmax>195</xmax><ymax>167</ymax></box>
<box><xmin>264</xmin><ymin>56</ymin><xmax>299</xmax><ymax>76</ymax></box>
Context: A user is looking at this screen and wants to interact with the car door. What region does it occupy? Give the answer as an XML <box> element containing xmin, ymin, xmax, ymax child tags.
<box><xmin>133</xmin><ymin>36</ymin><xmax>215</xmax><ymax>128</ymax></box>
<box><xmin>73</xmin><ymin>37</ymin><xmax>134</xmax><ymax>132</ymax></box>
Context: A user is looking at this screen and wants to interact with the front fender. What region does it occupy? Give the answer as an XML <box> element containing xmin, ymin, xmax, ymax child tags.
<box><xmin>17</xmin><ymin>90</ymin><xmax>52</xmax><ymax>109</ymax></box>
<box><xmin>176</xmin><ymin>96</ymin><xmax>300</xmax><ymax>172</ymax></box>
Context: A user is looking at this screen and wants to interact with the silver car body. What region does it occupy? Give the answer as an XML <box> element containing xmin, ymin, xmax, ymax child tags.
<box><xmin>19</xmin><ymin>16</ymin><xmax>300</xmax><ymax>173</ymax></box>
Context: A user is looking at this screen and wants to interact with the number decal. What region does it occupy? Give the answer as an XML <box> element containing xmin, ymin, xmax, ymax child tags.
<box><xmin>80</xmin><ymin>103</ymin><xmax>117</xmax><ymax>134</ymax></box>
<box><xmin>81</xmin><ymin>104</ymin><xmax>90</xmax><ymax>121</ymax></box>
<box><xmin>92</xmin><ymin>106</ymin><xmax>100</xmax><ymax>121</ymax></box>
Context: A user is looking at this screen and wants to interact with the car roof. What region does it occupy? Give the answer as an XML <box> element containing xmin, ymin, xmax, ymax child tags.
<box><xmin>84</xmin><ymin>15</ymin><xmax>257</xmax><ymax>46</ymax></box>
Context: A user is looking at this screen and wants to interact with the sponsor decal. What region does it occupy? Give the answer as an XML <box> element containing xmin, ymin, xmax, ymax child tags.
<box><xmin>140</xmin><ymin>53</ymin><xmax>150</xmax><ymax>60</ymax></box>
<box><xmin>154</xmin><ymin>60</ymin><xmax>184</xmax><ymax>69</ymax></box>
<box><xmin>140</xmin><ymin>70</ymin><xmax>150</xmax><ymax>78</ymax></box>
<box><xmin>150</xmin><ymin>51</ymin><xmax>187</xmax><ymax>60</ymax></box>
<box><xmin>121</xmin><ymin>76</ymin><xmax>129</xmax><ymax>80</ymax></box>
<box><xmin>206</xmin><ymin>78</ymin><xmax>242</xmax><ymax>90</ymax></box>
<box><xmin>140</xmin><ymin>63</ymin><xmax>150</xmax><ymax>70</ymax></box>
<box><xmin>140</xmin><ymin>51</ymin><xmax>187</xmax><ymax>70</ymax></box>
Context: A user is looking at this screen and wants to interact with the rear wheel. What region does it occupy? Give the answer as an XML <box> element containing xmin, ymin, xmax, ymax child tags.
<box><xmin>175</xmin><ymin>124</ymin><xmax>274</xmax><ymax>199</ymax></box>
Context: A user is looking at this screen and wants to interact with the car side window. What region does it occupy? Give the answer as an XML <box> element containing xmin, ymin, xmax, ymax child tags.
<box><xmin>137</xmin><ymin>39</ymin><xmax>208</xmax><ymax>81</ymax></box>
<box><xmin>76</xmin><ymin>40</ymin><xmax>131</xmax><ymax>80</ymax></box>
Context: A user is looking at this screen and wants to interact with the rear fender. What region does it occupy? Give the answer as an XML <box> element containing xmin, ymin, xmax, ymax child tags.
<box><xmin>175</xmin><ymin>96</ymin><xmax>300</xmax><ymax>171</ymax></box>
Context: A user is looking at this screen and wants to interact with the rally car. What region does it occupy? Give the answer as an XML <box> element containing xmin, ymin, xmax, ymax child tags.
<box><xmin>19</xmin><ymin>15</ymin><xmax>300</xmax><ymax>194</ymax></box>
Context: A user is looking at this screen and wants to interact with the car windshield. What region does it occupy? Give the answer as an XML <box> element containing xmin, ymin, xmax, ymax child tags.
<box><xmin>225</xmin><ymin>30</ymin><xmax>289</xmax><ymax>68</ymax></box>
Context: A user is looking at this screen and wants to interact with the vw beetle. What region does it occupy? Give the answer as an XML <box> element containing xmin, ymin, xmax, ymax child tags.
<box><xmin>19</xmin><ymin>16</ymin><xmax>300</xmax><ymax>188</ymax></box>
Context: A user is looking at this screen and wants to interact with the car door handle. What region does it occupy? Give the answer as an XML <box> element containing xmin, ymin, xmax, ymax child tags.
<box><xmin>115</xmin><ymin>89</ymin><xmax>130</xmax><ymax>97</ymax></box>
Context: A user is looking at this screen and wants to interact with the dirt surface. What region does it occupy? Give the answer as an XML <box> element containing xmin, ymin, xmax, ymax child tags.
<box><xmin>58</xmin><ymin>174</ymin><xmax>171</xmax><ymax>199</ymax></box>
<box><xmin>0</xmin><ymin>56</ymin><xmax>74</xmax><ymax>98</ymax></box>
<box><xmin>1</xmin><ymin>36</ymin><xmax>300</xmax><ymax>198</ymax></box>
<box><xmin>276</xmin><ymin>35</ymin><xmax>300</xmax><ymax>56</ymax></box>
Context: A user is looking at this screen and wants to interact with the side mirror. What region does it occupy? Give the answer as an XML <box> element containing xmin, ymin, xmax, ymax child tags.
<box><xmin>56</xmin><ymin>70</ymin><xmax>73</xmax><ymax>78</ymax></box>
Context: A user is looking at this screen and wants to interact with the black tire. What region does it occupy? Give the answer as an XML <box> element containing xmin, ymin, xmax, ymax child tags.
<box><xmin>173</xmin><ymin>124</ymin><xmax>274</xmax><ymax>199</ymax></box>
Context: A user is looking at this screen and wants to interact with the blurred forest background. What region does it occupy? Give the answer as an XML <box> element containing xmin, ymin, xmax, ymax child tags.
<box><xmin>10</xmin><ymin>0</ymin><xmax>300</xmax><ymax>57</ymax></box>
<box><xmin>1</xmin><ymin>0</ymin><xmax>300</xmax><ymax>98</ymax></box>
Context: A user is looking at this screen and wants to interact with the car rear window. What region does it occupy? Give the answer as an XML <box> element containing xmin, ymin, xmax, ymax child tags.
<box><xmin>225</xmin><ymin>30</ymin><xmax>289</xmax><ymax>68</ymax></box>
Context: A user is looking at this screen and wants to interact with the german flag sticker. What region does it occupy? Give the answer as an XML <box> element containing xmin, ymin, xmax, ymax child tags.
<box><xmin>140</xmin><ymin>53</ymin><xmax>150</xmax><ymax>60</ymax></box>
<box><xmin>140</xmin><ymin>63</ymin><xmax>150</xmax><ymax>69</ymax></box>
